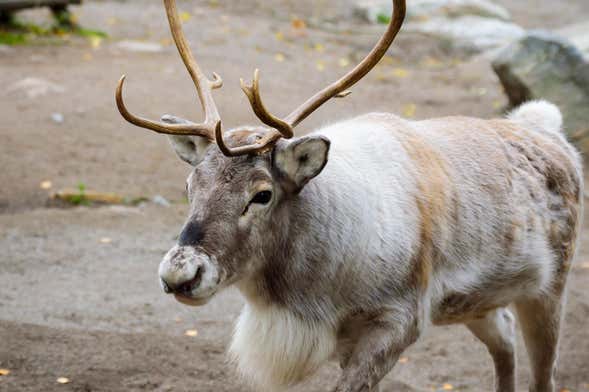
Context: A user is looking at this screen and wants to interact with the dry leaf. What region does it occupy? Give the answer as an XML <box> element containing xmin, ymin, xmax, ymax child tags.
<box><xmin>56</xmin><ymin>377</ymin><xmax>70</xmax><ymax>384</ymax></box>
<box><xmin>442</xmin><ymin>383</ymin><xmax>453</xmax><ymax>391</ymax></box>
<box><xmin>560</xmin><ymin>388</ymin><xmax>571</xmax><ymax>392</ymax></box>
<box><xmin>316</xmin><ymin>61</ymin><xmax>325</xmax><ymax>72</ymax></box>
<box><xmin>99</xmin><ymin>237</ymin><xmax>112</xmax><ymax>244</ymax></box>
<box><xmin>291</xmin><ymin>17</ymin><xmax>306</xmax><ymax>30</ymax></box>
<box><xmin>338</xmin><ymin>58</ymin><xmax>350</xmax><ymax>68</ymax></box>
<box><xmin>314</xmin><ymin>43</ymin><xmax>325</xmax><ymax>53</ymax></box>
<box><xmin>392</xmin><ymin>68</ymin><xmax>409</xmax><ymax>78</ymax></box>
<box><xmin>403</xmin><ymin>103</ymin><xmax>417</xmax><ymax>118</ymax></box>
<box><xmin>174</xmin><ymin>316</ymin><xmax>183</xmax><ymax>323</ymax></box>
<box><xmin>185</xmin><ymin>329</ymin><xmax>198</xmax><ymax>337</ymax></box>
<box><xmin>421</xmin><ymin>56</ymin><xmax>443</xmax><ymax>68</ymax></box>
<box><xmin>40</xmin><ymin>180</ymin><xmax>53</xmax><ymax>190</ymax></box>
<box><xmin>398</xmin><ymin>357</ymin><xmax>409</xmax><ymax>363</ymax></box>
<box><xmin>180</xmin><ymin>11</ymin><xmax>191</xmax><ymax>23</ymax></box>
<box><xmin>493</xmin><ymin>100</ymin><xmax>503</xmax><ymax>109</ymax></box>
<box><xmin>0</xmin><ymin>369</ymin><xmax>10</xmax><ymax>376</ymax></box>
<box><xmin>89</xmin><ymin>36</ymin><xmax>102</xmax><ymax>50</ymax></box>
<box><xmin>274</xmin><ymin>53</ymin><xmax>285</xmax><ymax>62</ymax></box>
<box><xmin>274</xmin><ymin>31</ymin><xmax>285</xmax><ymax>41</ymax></box>
<box><xmin>83</xmin><ymin>53</ymin><xmax>93</xmax><ymax>62</ymax></box>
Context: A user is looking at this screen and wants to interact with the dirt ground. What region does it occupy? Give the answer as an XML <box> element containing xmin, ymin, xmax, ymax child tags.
<box><xmin>1</xmin><ymin>1</ymin><xmax>589</xmax><ymax>391</ymax></box>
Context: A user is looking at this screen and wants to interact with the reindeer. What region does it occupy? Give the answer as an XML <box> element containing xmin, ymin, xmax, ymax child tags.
<box><xmin>115</xmin><ymin>1</ymin><xmax>583</xmax><ymax>391</ymax></box>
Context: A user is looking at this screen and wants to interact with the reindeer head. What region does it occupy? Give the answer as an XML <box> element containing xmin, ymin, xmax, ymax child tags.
<box><xmin>116</xmin><ymin>0</ymin><xmax>405</xmax><ymax>306</ymax></box>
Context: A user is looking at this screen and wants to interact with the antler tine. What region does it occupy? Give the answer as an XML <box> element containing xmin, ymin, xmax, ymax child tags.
<box><xmin>240</xmin><ymin>69</ymin><xmax>294</xmax><ymax>139</ymax></box>
<box><xmin>115</xmin><ymin>0</ymin><xmax>223</xmax><ymax>139</ymax></box>
<box><xmin>223</xmin><ymin>0</ymin><xmax>406</xmax><ymax>157</ymax></box>
<box><xmin>285</xmin><ymin>0</ymin><xmax>406</xmax><ymax>128</ymax></box>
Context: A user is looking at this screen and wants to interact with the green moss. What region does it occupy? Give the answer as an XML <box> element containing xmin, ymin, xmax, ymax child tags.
<box><xmin>376</xmin><ymin>13</ymin><xmax>391</xmax><ymax>24</ymax></box>
<box><xmin>0</xmin><ymin>12</ymin><xmax>107</xmax><ymax>46</ymax></box>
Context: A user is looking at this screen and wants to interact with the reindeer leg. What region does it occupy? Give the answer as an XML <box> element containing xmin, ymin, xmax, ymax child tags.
<box><xmin>334</xmin><ymin>311</ymin><xmax>420</xmax><ymax>392</ymax></box>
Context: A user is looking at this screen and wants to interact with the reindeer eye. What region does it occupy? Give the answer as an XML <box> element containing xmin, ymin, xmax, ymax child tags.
<box><xmin>250</xmin><ymin>190</ymin><xmax>272</xmax><ymax>205</ymax></box>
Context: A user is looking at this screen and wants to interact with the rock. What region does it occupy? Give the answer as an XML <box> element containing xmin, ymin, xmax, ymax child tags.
<box><xmin>354</xmin><ymin>0</ymin><xmax>511</xmax><ymax>24</ymax></box>
<box><xmin>407</xmin><ymin>16</ymin><xmax>524</xmax><ymax>53</ymax></box>
<box><xmin>556</xmin><ymin>21</ymin><xmax>589</xmax><ymax>60</ymax></box>
<box><xmin>116</xmin><ymin>40</ymin><xmax>163</xmax><ymax>53</ymax></box>
<box><xmin>7</xmin><ymin>77</ymin><xmax>65</xmax><ymax>99</ymax></box>
<box><xmin>152</xmin><ymin>195</ymin><xmax>171</xmax><ymax>208</ymax></box>
<box><xmin>51</xmin><ymin>113</ymin><xmax>64</xmax><ymax>124</ymax></box>
<box><xmin>492</xmin><ymin>31</ymin><xmax>589</xmax><ymax>139</ymax></box>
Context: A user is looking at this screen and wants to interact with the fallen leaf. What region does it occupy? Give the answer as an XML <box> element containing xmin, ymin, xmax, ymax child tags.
<box><xmin>403</xmin><ymin>103</ymin><xmax>417</xmax><ymax>118</ymax></box>
<box><xmin>576</xmin><ymin>262</ymin><xmax>589</xmax><ymax>269</ymax></box>
<box><xmin>174</xmin><ymin>316</ymin><xmax>183</xmax><ymax>323</ymax></box>
<box><xmin>274</xmin><ymin>31</ymin><xmax>285</xmax><ymax>41</ymax></box>
<box><xmin>392</xmin><ymin>68</ymin><xmax>409</xmax><ymax>78</ymax></box>
<box><xmin>99</xmin><ymin>237</ymin><xmax>112</xmax><ymax>244</ymax></box>
<box><xmin>338</xmin><ymin>58</ymin><xmax>350</xmax><ymax>67</ymax></box>
<box><xmin>0</xmin><ymin>369</ymin><xmax>10</xmax><ymax>376</ymax></box>
<box><xmin>180</xmin><ymin>11</ymin><xmax>191</xmax><ymax>23</ymax></box>
<box><xmin>421</xmin><ymin>56</ymin><xmax>443</xmax><ymax>68</ymax></box>
<box><xmin>89</xmin><ymin>36</ymin><xmax>102</xmax><ymax>50</ymax></box>
<box><xmin>560</xmin><ymin>388</ymin><xmax>571</xmax><ymax>392</ymax></box>
<box><xmin>56</xmin><ymin>377</ymin><xmax>70</xmax><ymax>384</ymax></box>
<box><xmin>291</xmin><ymin>17</ymin><xmax>306</xmax><ymax>30</ymax></box>
<box><xmin>83</xmin><ymin>53</ymin><xmax>93</xmax><ymax>62</ymax></box>
<box><xmin>274</xmin><ymin>53</ymin><xmax>285</xmax><ymax>62</ymax></box>
<box><xmin>442</xmin><ymin>383</ymin><xmax>453</xmax><ymax>391</ymax></box>
<box><xmin>493</xmin><ymin>100</ymin><xmax>503</xmax><ymax>109</ymax></box>
<box><xmin>398</xmin><ymin>357</ymin><xmax>409</xmax><ymax>363</ymax></box>
<box><xmin>314</xmin><ymin>43</ymin><xmax>325</xmax><ymax>53</ymax></box>
<box><xmin>40</xmin><ymin>180</ymin><xmax>53</xmax><ymax>190</ymax></box>
<box><xmin>316</xmin><ymin>61</ymin><xmax>325</xmax><ymax>72</ymax></box>
<box><xmin>185</xmin><ymin>329</ymin><xmax>198</xmax><ymax>337</ymax></box>
<box><xmin>380</xmin><ymin>55</ymin><xmax>396</xmax><ymax>66</ymax></box>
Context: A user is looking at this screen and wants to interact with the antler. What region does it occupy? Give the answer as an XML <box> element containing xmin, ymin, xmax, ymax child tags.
<box><xmin>115</xmin><ymin>0</ymin><xmax>223</xmax><ymax>140</ymax></box>
<box><xmin>220</xmin><ymin>0</ymin><xmax>407</xmax><ymax>156</ymax></box>
<box><xmin>115</xmin><ymin>0</ymin><xmax>406</xmax><ymax>157</ymax></box>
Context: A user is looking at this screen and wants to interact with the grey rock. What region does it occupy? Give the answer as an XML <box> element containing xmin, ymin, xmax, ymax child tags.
<box><xmin>51</xmin><ymin>113</ymin><xmax>65</xmax><ymax>124</ymax></box>
<box><xmin>116</xmin><ymin>40</ymin><xmax>163</xmax><ymax>53</ymax></box>
<box><xmin>492</xmin><ymin>31</ymin><xmax>589</xmax><ymax>139</ymax></box>
<box><xmin>407</xmin><ymin>16</ymin><xmax>524</xmax><ymax>53</ymax></box>
<box><xmin>152</xmin><ymin>195</ymin><xmax>171</xmax><ymax>208</ymax></box>
<box><xmin>354</xmin><ymin>0</ymin><xmax>511</xmax><ymax>24</ymax></box>
<box><xmin>556</xmin><ymin>21</ymin><xmax>589</xmax><ymax>60</ymax></box>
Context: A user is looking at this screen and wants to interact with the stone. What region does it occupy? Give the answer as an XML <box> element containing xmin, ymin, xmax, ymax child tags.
<box><xmin>407</xmin><ymin>16</ymin><xmax>524</xmax><ymax>53</ymax></box>
<box><xmin>51</xmin><ymin>113</ymin><xmax>64</xmax><ymax>124</ymax></box>
<box><xmin>492</xmin><ymin>31</ymin><xmax>589</xmax><ymax>140</ymax></box>
<box><xmin>354</xmin><ymin>0</ymin><xmax>511</xmax><ymax>24</ymax></box>
<box><xmin>556</xmin><ymin>21</ymin><xmax>589</xmax><ymax>60</ymax></box>
<box><xmin>116</xmin><ymin>40</ymin><xmax>163</xmax><ymax>53</ymax></box>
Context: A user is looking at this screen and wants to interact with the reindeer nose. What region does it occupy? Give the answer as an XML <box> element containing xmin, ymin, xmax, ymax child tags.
<box><xmin>160</xmin><ymin>265</ymin><xmax>204</xmax><ymax>295</ymax></box>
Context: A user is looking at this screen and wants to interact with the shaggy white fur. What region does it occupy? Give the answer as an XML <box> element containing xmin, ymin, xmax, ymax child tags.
<box><xmin>229</xmin><ymin>303</ymin><xmax>337</xmax><ymax>391</ymax></box>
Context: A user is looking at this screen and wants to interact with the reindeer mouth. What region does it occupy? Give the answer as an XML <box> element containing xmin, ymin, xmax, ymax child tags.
<box><xmin>173</xmin><ymin>292</ymin><xmax>213</xmax><ymax>307</ymax></box>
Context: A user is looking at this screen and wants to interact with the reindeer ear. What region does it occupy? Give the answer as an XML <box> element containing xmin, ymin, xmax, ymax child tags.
<box><xmin>162</xmin><ymin>115</ymin><xmax>211</xmax><ymax>166</ymax></box>
<box><xmin>273</xmin><ymin>135</ymin><xmax>330</xmax><ymax>192</ymax></box>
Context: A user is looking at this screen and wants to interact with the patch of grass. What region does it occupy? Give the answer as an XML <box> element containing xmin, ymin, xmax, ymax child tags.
<box><xmin>67</xmin><ymin>183</ymin><xmax>90</xmax><ymax>206</ymax></box>
<box><xmin>0</xmin><ymin>30</ymin><xmax>27</xmax><ymax>45</ymax></box>
<box><xmin>0</xmin><ymin>11</ymin><xmax>107</xmax><ymax>46</ymax></box>
<box><xmin>376</xmin><ymin>13</ymin><xmax>391</xmax><ymax>24</ymax></box>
